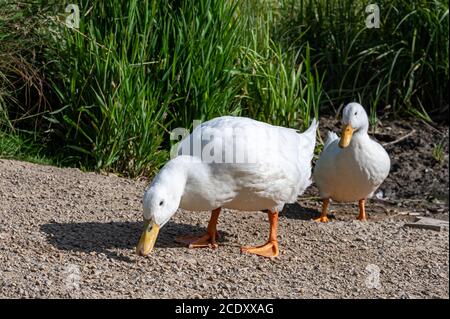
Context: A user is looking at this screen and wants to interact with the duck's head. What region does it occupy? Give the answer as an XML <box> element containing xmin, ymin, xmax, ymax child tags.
<box><xmin>339</xmin><ymin>102</ymin><xmax>369</xmax><ymax>148</ymax></box>
<box><xmin>136</xmin><ymin>161</ymin><xmax>187</xmax><ymax>256</ymax></box>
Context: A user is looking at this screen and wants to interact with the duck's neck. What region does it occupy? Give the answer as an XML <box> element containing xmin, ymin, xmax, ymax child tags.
<box><xmin>351</xmin><ymin>125</ymin><xmax>370</xmax><ymax>145</ymax></box>
<box><xmin>157</xmin><ymin>156</ymin><xmax>191</xmax><ymax>198</ymax></box>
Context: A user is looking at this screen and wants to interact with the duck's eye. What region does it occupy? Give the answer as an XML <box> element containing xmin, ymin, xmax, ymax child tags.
<box><xmin>354</xmin><ymin>111</ymin><xmax>358</xmax><ymax>116</ymax></box>
<box><xmin>159</xmin><ymin>200</ymin><xmax>164</xmax><ymax>206</ymax></box>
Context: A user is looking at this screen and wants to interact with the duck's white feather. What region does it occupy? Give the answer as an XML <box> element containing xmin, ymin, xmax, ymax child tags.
<box><xmin>323</xmin><ymin>131</ymin><xmax>338</xmax><ymax>150</ymax></box>
<box><xmin>313</xmin><ymin>105</ymin><xmax>390</xmax><ymax>202</ymax></box>
<box><xmin>170</xmin><ymin>116</ymin><xmax>318</xmax><ymax>212</ymax></box>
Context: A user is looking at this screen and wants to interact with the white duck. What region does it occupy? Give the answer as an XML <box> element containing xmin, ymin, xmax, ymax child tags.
<box><xmin>313</xmin><ymin>103</ymin><xmax>390</xmax><ymax>222</ymax></box>
<box><xmin>136</xmin><ymin>116</ymin><xmax>318</xmax><ymax>258</ymax></box>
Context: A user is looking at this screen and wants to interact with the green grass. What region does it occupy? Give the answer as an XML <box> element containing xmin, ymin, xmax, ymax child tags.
<box><xmin>45</xmin><ymin>0</ymin><xmax>321</xmax><ymax>176</ymax></box>
<box><xmin>47</xmin><ymin>0</ymin><xmax>246</xmax><ymax>176</ymax></box>
<box><xmin>432</xmin><ymin>140</ymin><xmax>446</xmax><ymax>164</ymax></box>
<box><xmin>0</xmin><ymin>0</ymin><xmax>448</xmax><ymax>176</ymax></box>
<box><xmin>276</xmin><ymin>0</ymin><xmax>449</xmax><ymax>119</ymax></box>
<box><xmin>0</xmin><ymin>131</ymin><xmax>55</xmax><ymax>165</ymax></box>
<box><xmin>0</xmin><ymin>1</ymin><xmax>56</xmax><ymax>133</ymax></box>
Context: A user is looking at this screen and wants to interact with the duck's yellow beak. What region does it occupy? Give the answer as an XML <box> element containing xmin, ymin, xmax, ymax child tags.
<box><xmin>339</xmin><ymin>124</ymin><xmax>354</xmax><ymax>148</ymax></box>
<box><xmin>136</xmin><ymin>219</ymin><xmax>160</xmax><ymax>256</ymax></box>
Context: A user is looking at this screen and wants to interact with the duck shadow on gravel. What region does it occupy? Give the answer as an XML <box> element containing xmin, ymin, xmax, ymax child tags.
<box><xmin>40</xmin><ymin>220</ymin><xmax>230</xmax><ymax>262</ymax></box>
<box><xmin>281</xmin><ymin>202</ymin><xmax>320</xmax><ymax>220</ymax></box>
<box><xmin>40</xmin><ymin>204</ymin><xmax>314</xmax><ymax>262</ymax></box>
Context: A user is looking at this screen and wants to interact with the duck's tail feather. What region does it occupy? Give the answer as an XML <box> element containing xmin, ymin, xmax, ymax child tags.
<box><xmin>305</xmin><ymin>118</ymin><xmax>318</xmax><ymax>136</ymax></box>
<box><xmin>299</xmin><ymin>118</ymin><xmax>318</xmax><ymax>140</ymax></box>
<box><xmin>324</xmin><ymin>131</ymin><xmax>338</xmax><ymax>149</ymax></box>
<box><xmin>298</xmin><ymin>118</ymin><xmax>318</xmax><ymax>161</ymax></box>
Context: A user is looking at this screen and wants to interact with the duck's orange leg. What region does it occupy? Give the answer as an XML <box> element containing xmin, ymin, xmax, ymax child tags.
<box><xmin>240</xmin><ymin>210</ymin><xmax>279</xmax><ymax>258</ymax></box>
<box><xmin>175</xmin><ymin>208</ymin><xmax>221</xmax><ymax>249</ymax></box>
<box><xmin>357</xmin><ymin>199</ymin><xmax>367</xmax><ymax>221</ymax></box>
<box><xmin>314</xmin><ymin>198</ymin><xmax>330</xmax><ymax>222</ymax></box>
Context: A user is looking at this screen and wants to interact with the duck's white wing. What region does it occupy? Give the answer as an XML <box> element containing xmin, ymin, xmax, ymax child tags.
<box><xmin>364</xmin><ymin>138</ymin><xmax>391</xmax><ymax>189</ymax></box>
<box><xmin>313</xmin><ymin>139</ymin><xmax>340</xmax><ymax>199</ymax></box>
<box><xmin>324</xmin><ymin>131</ymin><xmax>339</xmax><ymax>150</ymax></box>
<box><xmin>177</xmin><ymin>116</ymin><xmax>316</xmax><ymax>207</ymax></box>
<box><xmin>177</xmin><ymin>116</ymin><xmax>294</xmax><ymax>163</ymax></box>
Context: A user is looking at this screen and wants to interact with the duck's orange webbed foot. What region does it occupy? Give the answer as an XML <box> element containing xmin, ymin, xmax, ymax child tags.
<box><xmin>240</xmin><ymin>240</ymin><xmax>279</xmax><ymax>258</ymax></box>
<box><xmin>314</xmin><ymin>198</ymin><xmax>330</xmax><ymax>223</ymax></box>
<box><xmin>175</xmin><ymin>232</ymin><xmax>219</xmax><ymax>249</ymax></box>
<box><xmin>175</xmin><ymin>207</ymin><xmax>221</xmax><ymax>249</ymax></box>
<box><xmin>314</xmin><ymin>216</ymin><xmax>330</xmax><ymax>223</ymax></box>
<box><xmin>240</xmin><ymin>209</ymin><xmax>279</xmax><ymax>258</ymax></box>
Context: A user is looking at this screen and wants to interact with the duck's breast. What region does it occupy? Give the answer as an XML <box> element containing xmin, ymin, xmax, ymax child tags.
<box><xmin>314</xmin><ymin>137</ymin><xmax>390</xmax><ymax>202</ymax></box>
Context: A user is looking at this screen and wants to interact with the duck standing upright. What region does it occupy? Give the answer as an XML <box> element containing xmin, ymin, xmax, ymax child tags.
<box><xmin>136</xmin><ymin>116</ymin><xmax>318</xmax><ymax>258</ymax></box>
<box><xmin>313</xmin><ymin>103</ymin><xmax>390</xmax><ymax>221</ymax></box>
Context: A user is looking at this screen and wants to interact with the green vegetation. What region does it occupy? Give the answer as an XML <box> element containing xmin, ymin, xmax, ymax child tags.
<box><xmin>0</xmin><ymin>131</ymin><xmax>54</xmax><ymax>165</ymax></box>
<box><xmin>432</xmin><ymin>140</ymin><xmax>446</xmax><ymax>164</ymax></box>
<box><xmin>1</xmin><ymin>0</ymin><xmax>448</xmax><ymax>176</ymax></box>
<box><xmin>277</xmin><ymin>0</ymin><xmax>449</xmax><ymax>118</ymax></box>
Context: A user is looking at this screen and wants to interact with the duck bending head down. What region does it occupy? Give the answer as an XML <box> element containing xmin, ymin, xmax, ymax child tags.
<box><xmin>136</xmin><ymin>116</ymin><xmax>318</xmax><ymax>258</ymax></box>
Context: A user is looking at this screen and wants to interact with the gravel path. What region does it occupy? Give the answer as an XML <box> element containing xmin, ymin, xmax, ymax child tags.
<box><xmin>0</xmin><ymin>159</ymin><xmax>448</xmax><ymax>298</ymax></box>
